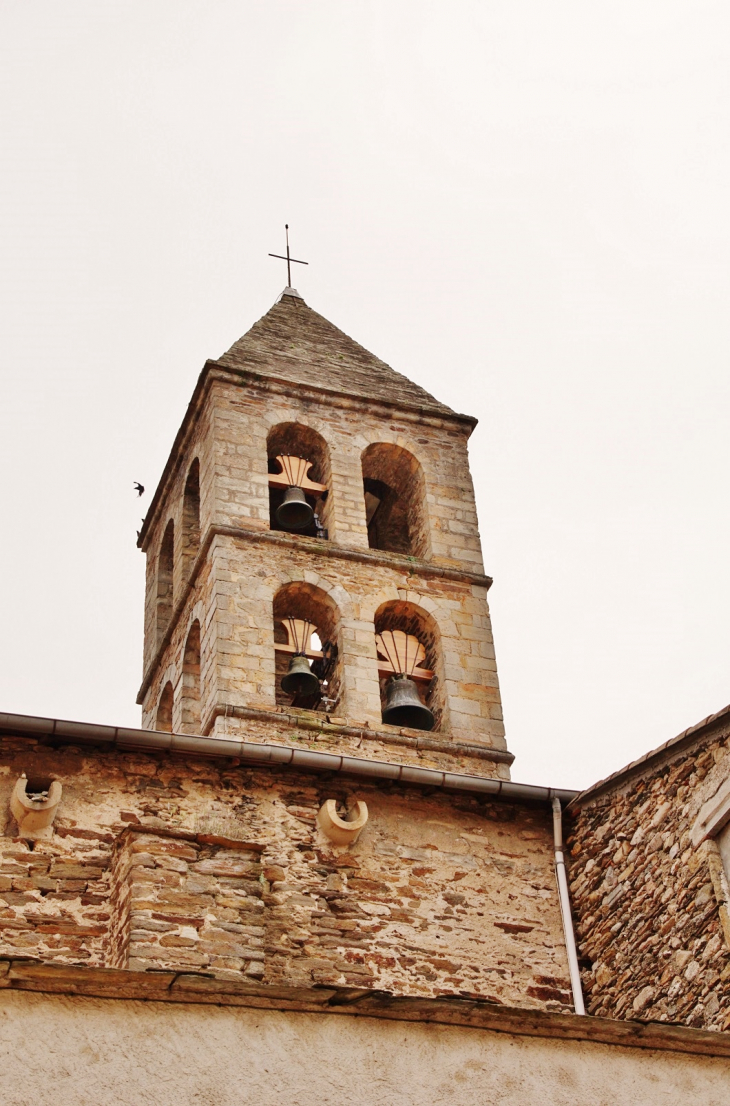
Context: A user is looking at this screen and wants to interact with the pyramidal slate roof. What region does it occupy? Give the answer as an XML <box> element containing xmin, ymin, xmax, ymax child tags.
<box><xmin>215</xmin><ymin>290</ymin><xmax>459</xmax><ymax>419</ymax></box>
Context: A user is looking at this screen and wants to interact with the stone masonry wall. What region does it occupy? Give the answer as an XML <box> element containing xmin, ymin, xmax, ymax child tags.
<box><xmin>141</xmin><ymin>530</ymin><xmax>505</xmax><ymax>751</ymax></box>
<box><xmin>0</xmin><ymin>735</ymin><xmax>113</xmax><ymax>965</ymax></box>
<box><xmin>207</xmin><ymin>375</ymin><xmax>485</xmax><ymax>570</ymax></box>
<box><xmin>139</xmin><ymin>358</ymin><xmax>502</xmax><ymax>756</ymax></box>
<box><xmin>567</xmin><ymin>719</ymin><xmax>730</xmax><ymax>1031</ymax></box>
<box><xmin>0</xmin><ymin>735</ymin><xmax>571</xmax><ymax>1012</ymax></box>
<box><xmin>108</xmin><ymin>829</ymin><xmax>264</xmax><ymax>978</ymax></box>
<box><xmin>142</xmin><ymin>397</ymin><xmax>215</xmax><ymax>677</ymax></box>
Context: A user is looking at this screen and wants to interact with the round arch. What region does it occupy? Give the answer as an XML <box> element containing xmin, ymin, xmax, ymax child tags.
<box><xmin>267</xmin><ymin>422</ymin><xmax>332</xmax><ymax>538</ymax></box>
<box><xmin>272</xmin><ymin>580</ymin><xmax>343</xmax><ymax>714</ymax></box>
<box><xmin>373</xmin><ymin>598</ymin><xmax>444</xmax><ymax>731</ymax></box>
<box><xmin>361</xmin><ymin>442</ymin><xmax>430</xmax><ymax>559</ymax></box>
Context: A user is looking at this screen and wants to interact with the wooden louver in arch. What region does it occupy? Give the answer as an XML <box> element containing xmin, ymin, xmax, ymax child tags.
<box><xmin>375</xmin><ymin>630</ymin><xmax>433</xmax><ymax>683</ymax></box>
<box><xmin>268</xmin><ymin>455</ymin><xmax>327</xmax><ymax>493</ymax></box>
<box><xmin>275</xmin><ymin>618</ymin><xmax>322</xmax><ymax>660</ymax></box>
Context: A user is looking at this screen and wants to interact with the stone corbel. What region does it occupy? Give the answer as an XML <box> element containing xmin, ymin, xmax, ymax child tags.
<box><xmin>691</xmin><ymin>777</ymin><xmax>730</xmax><ymax>847</ymax></box>
<box><xmin>704</xmin><ymin>839</ymin><xmax>730</xmax><ymax>949</ymax></box>
<box><xmin>317</xmin><ymin>800</ymin><xmax>368</xmax><ymax>846</ymax></box>
<box><xmin>692</xmin><ymin>776</ymin><xmax>730</xmax><ymax>949</ymax></box>
<box><xmin>10</xmin><ymin>776</ymin><xmax>62</xmax><ymax>840</ymax></box>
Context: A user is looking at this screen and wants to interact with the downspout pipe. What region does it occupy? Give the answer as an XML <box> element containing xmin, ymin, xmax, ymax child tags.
<box><xmin>552</xmin><ymin>796</ymin><xmax>586</xmax><ymax>1016</ymax></box>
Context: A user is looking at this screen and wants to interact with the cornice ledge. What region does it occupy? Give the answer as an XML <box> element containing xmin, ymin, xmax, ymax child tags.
<box><xmin>213</xmin><ymin>524</ymin><xmax>491</xmax><ymax>586</ymax></box>
<box><xmin>203</xmin><ymin>702</ymin><xmax>514</xmax><ymax>767</ymax></box>
<box><xmin>3</xmin><ymin>959</ymin><xmax>730</xmax><ymax>1058</ymax></box>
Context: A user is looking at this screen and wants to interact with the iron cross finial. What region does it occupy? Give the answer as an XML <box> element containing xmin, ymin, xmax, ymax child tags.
<box><xmin>268</xmin><ymin>224</ymin><xmax>308</xmax><ymax>288</ymax></box>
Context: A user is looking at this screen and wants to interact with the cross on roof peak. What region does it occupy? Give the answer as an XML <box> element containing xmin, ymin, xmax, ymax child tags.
<box><xmin>268</xmin><ymin>224</ymin><xmax>308</xmax><ymax>289</ymax></box>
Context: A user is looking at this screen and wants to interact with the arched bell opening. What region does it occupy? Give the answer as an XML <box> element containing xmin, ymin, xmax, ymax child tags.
<box><xmin>273</xmin><ymin>582</ymin><xmax>341</xmax><ymax>713</ymax></box>
<box><xmin>361</xmin><ymin>443</ymin><xmax>430</xmax><ymax>559</ymax></box>
<box><xmin>180</xmin><ymin>619</ymin><xmax>201</xmax><ymax>733</ymax></box>
<box><xmin>374</xmin><ymin>601</ymin><xmax>441</xmax><ymax>732</ymax></box>
<box><xmin>267</xmin><ymin>423</ymin><xmax>331</xmax><ymax>538</ymax></box>
<box><xmin>155</xmin><ymin>520</ymin><xmax>175</xmax><ymax>649</ymax></box>
<box><xmin>156</xmin><ymin>680</ymin><xmax>174</xmax><ymax>733</ymax></box>
<box><xmin>181</xmin><ymin>459</ymin><xmax>201</xmax><ymax>584</ymax></box>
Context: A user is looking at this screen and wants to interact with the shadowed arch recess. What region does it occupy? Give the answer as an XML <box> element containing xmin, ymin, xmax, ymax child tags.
<box><xmin>267</xmin><ymin>423</ymin><xmax>331</xmax><ymax>538</ymax></box>
<box><xmin>361</xmin><ymin>443</ymin><xmax>429</xmax><ymax>558</ymax></box>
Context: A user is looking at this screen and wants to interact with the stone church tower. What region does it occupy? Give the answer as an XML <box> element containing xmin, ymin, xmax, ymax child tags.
<box><xmin>3</xmin><ymin>284</ymin><xmax>729</xmax><ymax>1103</ymax></box>
<box><xmin>136</xmin><ymin>286</ymin><xmax>511</xmax><ymax>778</ymax></box>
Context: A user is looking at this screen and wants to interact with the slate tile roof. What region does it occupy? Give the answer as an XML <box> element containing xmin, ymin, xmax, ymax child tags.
<box><xmin>216</xmin><ymin>291</ymin><xmax>458</xmax><ymax>418</ymax></box>
<box><xmin>568</xmin><ymin>701</ymin><xmax>730</xmax><ymax>809</ymax></box>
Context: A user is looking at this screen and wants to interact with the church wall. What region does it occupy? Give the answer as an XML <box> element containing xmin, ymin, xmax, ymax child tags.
<box><xmin>567</xmin><ymin>716</ymin><xmax>730</xmax><ymax>1031</ymax></box>
<box><xmin>0</xmin><ymin>737</ymin><xmax>569</xmax><ymax>1011</ymax></box>
<box><xmin>2</xmin><ymin>990</ymin><xmax>729</xmax><ymax>1106</ymax></box>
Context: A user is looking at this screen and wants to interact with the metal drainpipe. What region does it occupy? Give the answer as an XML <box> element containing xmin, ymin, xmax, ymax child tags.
<box><xmin>552</xmin><ymin>796</ymin><xmax>586</xmax><ymax>1016</ymax></box>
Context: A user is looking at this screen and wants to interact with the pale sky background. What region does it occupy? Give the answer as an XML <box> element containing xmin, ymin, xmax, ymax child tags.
<box><xmin>1</xmin><ymin>2</ymin><xmax>728</xmax><ymax>790</ymax></box>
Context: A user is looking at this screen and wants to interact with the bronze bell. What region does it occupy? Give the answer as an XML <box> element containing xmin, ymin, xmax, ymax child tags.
<box><xmin>281</xmin><ymin>653</ymin><xmax>321</xmax><ymax>698</ymax></box>
<box><xmin>276</xmin><ymin>486</ymin><xmax>314</xmax><ymax>531</ymax></box>
<box><xmin>382</xmin><ymin>675</ymin><xmax>434</xmax><ymax>731</ymax></box>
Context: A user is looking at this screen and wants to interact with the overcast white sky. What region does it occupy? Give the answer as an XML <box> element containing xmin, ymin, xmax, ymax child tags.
<box><xmin>1</xmin><ymin>2</ymin><xmax>729</xmax><ymax>790</ymax></box>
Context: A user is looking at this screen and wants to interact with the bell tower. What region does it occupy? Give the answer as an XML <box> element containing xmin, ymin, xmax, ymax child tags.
<box><xmin>137</xmin><ymin>286</ymin><xmax>512</xmax><ymax>779</ymax></box>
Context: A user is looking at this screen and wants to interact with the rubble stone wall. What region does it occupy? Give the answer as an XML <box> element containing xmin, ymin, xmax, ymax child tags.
<box><xmin>108</xmin><ymin>830</ymin><xmax>265</xmax><ymax>977</ymax></box>
<box><xmin>0</xmin><ymin>736</ymin><xmax>571</xmax><ymax>1011</ymax></box>
<box><xmin>0</xmin><ymin>827</ymin><xmax>112</xmax><ymax>966</ymax></box>
<box><xmin>567</xmin><ymin>718</ymin><xmax>730</xmax><ymax>1031</ymax></box>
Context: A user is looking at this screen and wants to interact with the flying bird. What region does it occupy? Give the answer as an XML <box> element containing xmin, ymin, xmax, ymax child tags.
<box><xmin>134</xmin><ymin>482</ymin><xmax>145</xmax><ymax>496</ymax></box>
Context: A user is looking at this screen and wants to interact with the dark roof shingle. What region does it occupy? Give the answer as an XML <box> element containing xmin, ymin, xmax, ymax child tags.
<box><xmin>216</xmin><ymin>292</ymin><xmax>458</xmax><ymax>418</ymax></box>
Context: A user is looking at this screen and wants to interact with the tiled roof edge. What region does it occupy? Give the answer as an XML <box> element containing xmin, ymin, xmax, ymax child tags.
<box><xmin>567</xmin><ymin>702</ymin><xmax>730</xmax><ymax>811</ymax></box>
